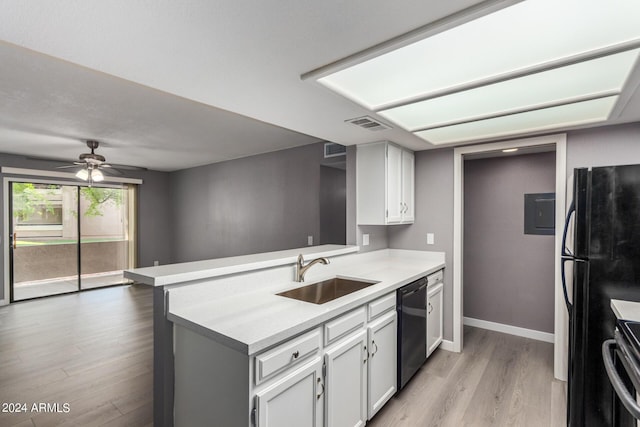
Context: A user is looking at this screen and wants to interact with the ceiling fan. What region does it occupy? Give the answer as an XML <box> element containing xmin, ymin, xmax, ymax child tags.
<box><xmin>56</xmin><ymin>140</ymin><xmax>145</xmax><ymax>183</ymax></box>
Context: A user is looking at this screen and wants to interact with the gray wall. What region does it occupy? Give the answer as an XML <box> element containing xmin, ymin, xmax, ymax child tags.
<box><xmin>567</xmin><ymin>123</ymin><xmax>640</xmax><ymax>170</ymax></box>
<box><xmin>169</xmin><ymin>142</ymin><xmax>329</xmax><ymax>262</ymax></box>
<box><xmin>388</xmin><ymin>148</ymin><xmax>455</xmax><ymax>339</ymax></box>
<box><xmin>136</xmin><ymin>169</ymin><xmax>172</xmax><ymax>267</ymax></box>
<box><xmin>463</xmin><ymin>152</ymin><xmax>556</xmax><ymax>333</ymax></box>
<box><xmin>319</xmin><ymin>166</ymin><xmax>346</xmax><ymax>245</ymax></box>
<box><xmin>0</xmin><ymin>153</ymin><xmax>171</xmax><ymax>301</ymax></box>
<box><xmin>346</xmin><ymin>146</ymin><xmax>357</xmax><ymax>246</ymax></box>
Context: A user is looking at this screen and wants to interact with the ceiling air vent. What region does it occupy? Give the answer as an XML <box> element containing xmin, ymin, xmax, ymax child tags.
<box><xmin>324</xmin><ymin>142</ymin><xmax>347</xmax><ymax>158</ymax></box>
<box><xmin>346</xmin><ymin>116</ymin><xmax>390</xmax><ymax>131</ymax></box>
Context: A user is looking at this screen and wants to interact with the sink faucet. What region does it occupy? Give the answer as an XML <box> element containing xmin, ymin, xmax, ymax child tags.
<box><xmin>295</xmin><ymin>254</ymin><xmax>330</xmax><ymax>282</ymax></box>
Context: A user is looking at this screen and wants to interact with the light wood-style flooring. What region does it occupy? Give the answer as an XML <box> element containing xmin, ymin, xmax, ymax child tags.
<box><xmin>369</xmin><ymin>326</ymin><xmax>566</xmax><ymax>427</ymax></box>
<box><xmin>0</xmin><ymin>284</ymin><xmax>153</xmax><ymax>427</ymax></box>
<box><xmin>1</xmin><ymin>285</ymin><xmax>565</xmax><ymax>427</ymax></box>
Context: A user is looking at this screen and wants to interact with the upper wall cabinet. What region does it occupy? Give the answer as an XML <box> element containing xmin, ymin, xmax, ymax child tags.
<box><xmin>357</xmin><ymin>142</ymin><xmax>414</xmax><ymax>225</ymax></box>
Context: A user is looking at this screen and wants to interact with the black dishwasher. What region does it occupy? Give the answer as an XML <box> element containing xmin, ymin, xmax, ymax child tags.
<box><xmin>397</xmin><ymin>276</ymin><xmax>427</xmax><ymax>390</ymax></box>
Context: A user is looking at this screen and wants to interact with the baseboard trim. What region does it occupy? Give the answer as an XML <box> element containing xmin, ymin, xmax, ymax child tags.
<box><xmin>464</xmin><ymin>317</ymin><xmax>554</xmax><ymax>343</ymax></box>
<box><xmin>438</xmin><ymin>339</ymin><xmax>457</xmax><ymax>352</ymax></box>
<box><xmin>0</xmin><ymin>298</ymin><xmax>8</xmax><ymax>306</ymax></box>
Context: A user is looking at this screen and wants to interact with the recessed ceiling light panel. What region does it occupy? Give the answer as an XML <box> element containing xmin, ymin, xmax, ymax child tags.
<box><xmin>378</xmin><ymin>49</ymin><xmax>639</xmax><ymax>131</ymax></box>
<box><xmin>415</xmin><ymin>96</ymin><xmax>618</xmax><ymax>145</ymax></box>
<box><xmin>318</xmin><ymin>0</ymin><xmax>640</xmax><ymax>110</ymax></box>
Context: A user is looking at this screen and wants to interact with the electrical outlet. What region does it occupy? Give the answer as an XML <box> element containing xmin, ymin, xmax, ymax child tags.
<box><xmin>427</xmin><ymin>233</ymin><xmax>435</xmax><ymax>245</ymax></box>
<box><xmin>154</xmin><ymin>260</ymin><xmax>159</xmax><ymax>266</ymax></box>
<box><xmin>307</xmin><ymin>235</ymin><xmax>313</xmax><ymax>246</ymax></box>
<box><xmin>363</xmin><ymin>234</ymin><xmax>370</xmax><ymax>246</ymax></box>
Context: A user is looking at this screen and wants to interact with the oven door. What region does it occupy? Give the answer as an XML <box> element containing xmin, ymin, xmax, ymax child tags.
<box><xmin>603</xmin><ymin>333</ymin><xmax>640</xmax><ymax>426</ymax></box>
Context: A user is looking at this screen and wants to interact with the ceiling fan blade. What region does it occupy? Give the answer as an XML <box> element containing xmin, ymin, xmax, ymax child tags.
<box><xmin>26</xmin><ymin>151</ymin><xmax>147</xmax><ymax>172</ymax></box>
<box><xmin>101</xmin><ymin>167</ymin><xmax>124</xmax><ymax>176</ymax></box>
<box><xmin>108</xmin><ymin>163</ymin><xmax>148</xmax><ymax>171</ymax></box>
<box><xmin>26</xmin><ymin>155</ymin><xmax>72</xmax><ymax>164</ymax></box>
<box><xmin>56</xmin><ymin>165</ymin><xmax>81</xmax><ymax>169</ymax></box>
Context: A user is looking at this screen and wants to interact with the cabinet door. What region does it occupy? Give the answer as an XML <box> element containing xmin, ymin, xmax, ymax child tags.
<box><xmin>367</xmin><ymin>311</ymin><xmax>397</xmax><ymax>419</ymax></box>
<box><xmin>386</xmin><ymin>144</ymin><xmax>403</xmax><ymax>224</ymax></box>
<box><xmin>427</xmin><ymin>283</ymin><xmax>444</xmax><ymax>357</ymax></box>
<box><xmin>401</xmin><ymin>149</ymin><xmax>415</xmax><ymax>223</ymax></box>
<box><xmin>325</xmin><ymin>330</ymin><xmax>367</xmax><ymax>427</ymax></box>
<box><xmin>256</xmin><ymin>357</ymin><xmax>323</xmax><ymax>427</ymax></box>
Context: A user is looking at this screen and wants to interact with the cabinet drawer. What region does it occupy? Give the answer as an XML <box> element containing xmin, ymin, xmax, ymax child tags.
<box><xmin>324</xmin><ymin>307</ymin><xmax>366</xmax><ymax>346</ymax></box>
<box><xmin>368</xmin><ymin>293</ymin><xmax>396</xmax><ymax>321</ymax></box>
<box><xmin>255</xmin><ymin>329</ymin><xmax>321</xmax><ymax>385</ymax></box>
<box><xmin>427</xmin><ymin>269</ymin><xmax>443</xmax><ymax>287</ymax></box>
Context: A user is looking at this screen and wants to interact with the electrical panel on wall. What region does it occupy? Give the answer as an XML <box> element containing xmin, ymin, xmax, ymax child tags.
<box><xmin>524</xmin><ymin>193</ymin><xmax>555</xmax><ymax>235</ymax></box>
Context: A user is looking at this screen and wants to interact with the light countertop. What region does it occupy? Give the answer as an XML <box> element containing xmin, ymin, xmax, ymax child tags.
<box><xmin>166</xmin><ymin>248</ymin><xmax>445</xmax><ymax>356</ymax></box>
<box><xmin>124</xmin><ymin>244</ymin><xmax>359</xmax><ymax>286</ymax></box>
<box><xmin>611</xmin><ymin>299</ymin><xmax>640</xmax><ymax>322</ymax></box>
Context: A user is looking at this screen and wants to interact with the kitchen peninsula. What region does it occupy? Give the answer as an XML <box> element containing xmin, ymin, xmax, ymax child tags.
<box><xmin>125</xmin><ymin>245</ymin><xmax>445</xmax><ymax>427</ymax></box>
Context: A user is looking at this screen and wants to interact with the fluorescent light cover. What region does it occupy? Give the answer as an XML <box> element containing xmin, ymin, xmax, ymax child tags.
<box><xmin>76</xmin><ymin>169</ymin><xmax>89</xmax><ymax>180</ymax></box>
<box><xmin>502</xmin><ymin>148</ymin><xmax>518</xmax><ymax>153</ymax></box>
<box><xmin>378</xmin><ymin>50</ymin><xmax>639</xmax><ymax>131</ymax></box>
<box><xmin>318</xmin><ymin>0</ymin><xmax>640</xmax><ymax>110</ymax></box>
<box><xmin>416</xmin><ymin>96</ymin><xmax>617</xmax><ymax>145</ymax></box>
<box><xmin>91</xmin><ymin>169</ymin><xmax>104</xmax><ymax>182</ymax></box>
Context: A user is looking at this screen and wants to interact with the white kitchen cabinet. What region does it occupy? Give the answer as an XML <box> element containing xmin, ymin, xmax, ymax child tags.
<box><xmin>255</xmin><ymin>357</ymin><xmax>324</xmax><ymax>427</ymax></box>
<box><xmin>357</xmin><ymin>141</ymin><xmax>415</xmax><ymax>225</ymax></box>
<box><xmin>401</xmin><ymin>149</ymin><xmax>415</xmax><ymax>222</ymax></box>
<box><xmin>324</xmin><ymin>329</ymin><xmax>368</xmax><ymax>427</ymax></box>
<box><xmin>367</xmin><ymin>310</ymin><xmax>397</xmax><ymax>419</ymax></box>
<box><xmin>427</xmin><ymin>281</ymin><xmax>444</xmax><ymax>357</ymax></box>
<box><xmin>173</xmin><ymin>293</ymin><xmax>398</xmax><ymax>427</ymax></box>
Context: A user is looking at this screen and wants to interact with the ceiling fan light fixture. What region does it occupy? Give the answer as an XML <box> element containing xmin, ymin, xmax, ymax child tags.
<box><xmin>76</xmin><ymin>168</ymin><xmax>89</xmax><ymax>180</ymax></box>
<box><xmin>91</xmin><ymin>169</ymin><xmax>104</xmax><ymax>182</ymax></box>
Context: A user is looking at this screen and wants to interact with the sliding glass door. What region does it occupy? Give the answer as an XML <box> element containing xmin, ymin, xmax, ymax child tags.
<box><xmin>10</xmin><ymin>183</ymin><xmax>79</xmax><ymax>301</ymax></box>
<box><xmin>79</xmin><ymin>186</ymin><xmax>133</xmax><ymax>290</ymax></box>
<box><xmin>9</xmin><ymin>181</ymin><xmax>135</xmax><ymax>302</ymax></box>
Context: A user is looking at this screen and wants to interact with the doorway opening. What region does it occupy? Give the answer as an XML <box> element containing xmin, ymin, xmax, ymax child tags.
<box><xmin>463</xmin><ymin>148</ymin><xmax>556</xmax><ymax>341</ymax></box>
<box><xmin>8</xmin><ymin>180</ymin><xmax>136</xmax><ymax>302</ymax></box>
<box><xmin>319</xmin><ymin>164</ymin><xmax>346</xmax><ymax>245</ymax></box>
<box><xmin>453</xmin><ymin>134</ymin><xmax>568</xmax><ymax>381</ymax></box>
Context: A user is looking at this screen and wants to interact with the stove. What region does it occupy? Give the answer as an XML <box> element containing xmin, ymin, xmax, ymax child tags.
<box><xmin>618</xmin><ymin>321</ymin><xmax>640</xmax><ymax>358</ymax></box>
<box><xmin>603</xmin><ymin>320</ymin><xmax>640</xmax><ymax>424</ymax></box>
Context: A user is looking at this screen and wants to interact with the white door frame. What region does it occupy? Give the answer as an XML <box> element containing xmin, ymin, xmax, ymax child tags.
<box><xmin>452</xmin><ymin>133</ymin><xmax>567</xmax><ymax>381</ymax></box>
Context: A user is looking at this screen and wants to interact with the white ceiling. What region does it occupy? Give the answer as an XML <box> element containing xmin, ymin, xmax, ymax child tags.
<box><xmin>0</xmin><ymin>0</ymin><xmax>639</xmax><ymax>171</ymax></box>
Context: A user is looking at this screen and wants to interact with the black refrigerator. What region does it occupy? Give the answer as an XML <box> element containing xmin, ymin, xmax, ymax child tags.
<box><xmin>563</xmin><ymin>165</ymin><xmax>640</xmax><ymax>426</ymax></box>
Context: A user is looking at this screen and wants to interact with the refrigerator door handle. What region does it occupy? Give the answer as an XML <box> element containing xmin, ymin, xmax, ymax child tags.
<box><xmin>561</xmin><ymin>200</ymin><xmax>576</xmax><ymax>313</ymax></box>
<box><xmin>561</xmin><ymin>258</ymin><xmax>573</xmax><ymax>313</ymax></box>
<box><xmin>562</xmin><ymin>200</ymin><xmax>575</xmax><ymax>258</ymax></box>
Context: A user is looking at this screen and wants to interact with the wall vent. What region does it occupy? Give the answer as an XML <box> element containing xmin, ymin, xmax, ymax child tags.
<box><xmin>345</xmin><ymin>116</ymin><xmax>391</xmax><ymax>131</ymax></box>
<box><xmin>324</xmin><ymin>142</ymin><xmax>347</xmax><ymax>158</ymax></box>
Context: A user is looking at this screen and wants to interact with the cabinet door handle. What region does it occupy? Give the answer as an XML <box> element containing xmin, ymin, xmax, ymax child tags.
<box><xmin>363</xmin><ymin>345</ymin><xmax>368</xmax><ymax>364</ymax></box>
<box><xmin>292</xmin><ymin>350</ymin><xmax>299</xmax><ymax>359</ymax></box>
<box><xmin>316</xmin><ymin>378</ymin><xmax>324</xmax><ymax>400</ymax></box>
<box><xmin>371</xmin><ymin>340</ymin><xmax>378</xmax><ymax>357</ymax></box>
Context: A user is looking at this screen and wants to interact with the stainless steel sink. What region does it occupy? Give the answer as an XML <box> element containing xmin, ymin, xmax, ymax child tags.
<box><xmin>276</xmin><ymin>277</ymin><xmax>379</xmax><ymax>304</ymax></box>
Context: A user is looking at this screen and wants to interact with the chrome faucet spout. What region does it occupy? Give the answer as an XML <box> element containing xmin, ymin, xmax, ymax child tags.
<box><xmin>296</xmin><ymin>254</ymin><xmax>330</xmax><ymax>282</ymax></box>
